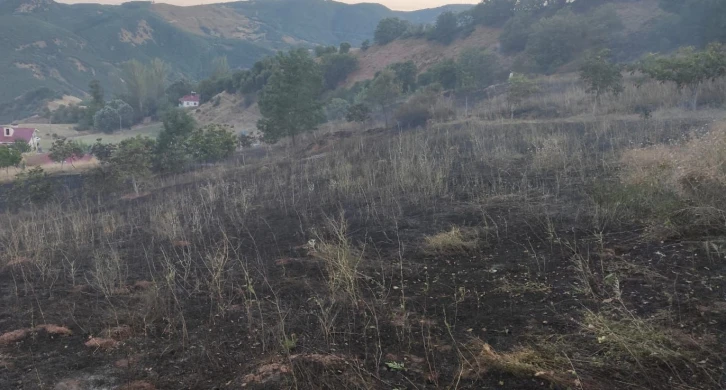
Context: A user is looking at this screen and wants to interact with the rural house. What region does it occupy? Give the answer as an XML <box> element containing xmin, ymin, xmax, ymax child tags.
<box><xmin>0</xmin><ymin>127</ymin><xmax>40</xmax><ymax>150</ymax></box>
<box><xmin>179</xmin><ymin>93</ymin><xmax>200</xmax><ymax>108</ymax></box>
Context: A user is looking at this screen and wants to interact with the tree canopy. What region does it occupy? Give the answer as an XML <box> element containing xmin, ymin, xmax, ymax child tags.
<box><xmin>257</xmin><ymin>49</ymin><xmax>324</xmax><ymax>144</ymax></box>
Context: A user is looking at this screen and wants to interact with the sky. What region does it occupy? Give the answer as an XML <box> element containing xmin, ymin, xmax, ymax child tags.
<box><xmin>56</xmin><ymin>0</ymin><xmax>480</xmax><ymax>11</ymax></box>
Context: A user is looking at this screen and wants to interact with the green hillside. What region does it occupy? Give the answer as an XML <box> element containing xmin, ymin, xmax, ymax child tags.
<box><xmin>223</xmin><ymin>0</ymin><xmax>472</xmax><ymax>46</ymax></box>
<box><xmin>0</xmin><ymin>0</ymin><xmax>271</xmax><ymax>123</ymax></box>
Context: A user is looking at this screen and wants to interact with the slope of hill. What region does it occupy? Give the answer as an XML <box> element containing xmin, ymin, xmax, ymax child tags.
<box><xmin>0</xmin><ymin>0</ymin><xmax>273</xmax><ymax>123</ymax></box>
<box><xmin>152</xmin><ymin>0</ymin><xmax>473</xmax><ymax>48</ymax></box>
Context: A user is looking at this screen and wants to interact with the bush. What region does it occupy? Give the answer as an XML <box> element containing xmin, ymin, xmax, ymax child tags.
<box><xmin>346</xmin><ymin>103</ymin><xmax>371</xmax><ymax>123</ymax></box>
<box><xmin>321</xmin><ymin>54</ymin><xmax>359</xmax><ymax>90</ymax></box>
<box><xmin>525</xmin><ymin>10</ymin><xmax>588</xmax><ymax>73</ymax></box>
<box><xmin>471</xmin><ymin>0</ymin><xmax>516</xmax><ymax>27</ymax></box>
<box><xmin>429</xmin><ymin>11</ymin><xmax>460</xmax><ymax>44</ymax></box>
<box><xmin>93</xmin><ymin>100</ymin><xmax>134</xmax><ymax>133</ymax></box>
<box><xmin>339</xmin><ymin>42</ymin><xmax>351</xmax><ymax>54</ymax></box>
<box><xmin>388</xmin><ymin>61</ymin><xmax>418</xmax><ymax>93</ymax></box>
<box><xmin>374</xmin><ymin>18</ymin><xmax>410</xmax><ymax>45</ymax></box>
<box><xmin>394</xmin><ymin>88</ymin><xmax>452</xmax><ymax>128</ymax></box>
<box><xmin>325</xmin><ymin>98</ymin><xmax>350</xmax><ymax>121</ymax></box>
<box><xmin>456</xmin><ymin>48</ymin><xmax>503</xmax><ymax>91</ymax></box>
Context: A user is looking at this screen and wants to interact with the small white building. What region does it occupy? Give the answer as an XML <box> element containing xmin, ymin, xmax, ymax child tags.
<box><xmin>0</xmin><ymin>127</ymin><xmax>40</xmax><ymax>151</ymax></box>
<box><xmin>179</xmin><ymin>93</ymin><xmax>200</xmax><ymax>108</ymax></box>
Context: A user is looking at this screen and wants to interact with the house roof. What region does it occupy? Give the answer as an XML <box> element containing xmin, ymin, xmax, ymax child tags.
<box><xmin>179</xmin><ymin>94</ymin><xmax>200</xmax><ymax>103</ymax></box>
<box><xmin>0</xmin><ymin>128</ymin><xmax>35</xmax><ymax>144</ymax></box>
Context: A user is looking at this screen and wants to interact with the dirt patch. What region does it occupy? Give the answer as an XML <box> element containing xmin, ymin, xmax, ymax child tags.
<box><xmin>35</xmin><ymin>324</ymin><xmax>73</xmax><ymax>336</ymax></box>
<box><xmin>15</xmin><ymin>40</ymin><xmax>47</xmax><ymax>51</ymax></box>
<box><xmin>119</xmin><ymin>20</ymin><xmax>155</xmax><ymax>46</ymax></box>
<box><xmin>47</xmin><ymin>95</ymin><xmax>83</xmax><ymax>111</ymax></box>
<box><xmin>69</xmin><ymin>58</ymin><xmax>90</xmax><ymax>73</ymax></box>
<box><xmin>14</xmin><ymin>62</ymin><xmax>44</xmax><ymax>79</ymax></box>
<box><xmin>0</xmin><ymin>329</ymin><xmax>30</xmax><ymax>345</ymax></box>
<box><xmin>152</xmin><ymin>3</ymin><xmax>262</xmax><ymax>41</ymax></box>
<box><xmin>191</xmin><ymin>92</ymin><xmax>262</xmax><ymax>135</ymax></box>
<box><xmin>347</xmin><ymin>25</ymin><xmax>501</xmax><ymax>86</ymax></box>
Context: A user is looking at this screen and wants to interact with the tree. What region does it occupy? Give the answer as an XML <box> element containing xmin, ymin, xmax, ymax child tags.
<box><xmin>326</xmin><ymin>98</ymin><xmax>351</xmax><ymax>121</ymax></box>
<box><xmin>507</xmin><ymin>74</ymin><xmax>539</xmax><ymax>118</ymax></box>
<box><xmin>11</xmin><ymin>140</ymin><xmax>31</xmax><ymax>153</ymax></box>
<box><xmin>111</xmin><ymin>136</ymin><xmax>156</xmax><ymax>196</ymax></box>
<box><xmin>374</xmin><ymin>18</ymin><xmax>409</xmax><ymax>45</ymax></box>
<box><xmin>429</xmin><ymin>11</ymin><xmax>459</xmax><ymax>44</ymax></box>
<box><xmin>93</xmin><ymin>100</ymin><xmax>134</xmax><ymax>133</ymax></box>
<box><xmin>346</xmin><ymin>103</ymin><xmax>371</xmax><ymax>123</ymax></box>
<box><xmin>257</xmin><ymin>49</ymin><xmax>325</xmax><ymax>144</ymax></box>
<box><xmin>361</xmin><ymin>40</ymin><xmax>371</xmax><ymax>51</ymax></box>
<box><xmin>525</xmin><ymin>11</ymin><xmax>589</xmax><ymax>73</ymax></box>
<box><xmin>79</xmin><ymin>80</ymin><xmax>105</xmax><ymax>130</ymax></box>
<box><xmin>456</xmin><ymin>48</ymin><xmax>502</xmax><ymax>91</ymax></box>
<box><xmin>429</xmin><ymin>59</ymin><xmax>459</xmax><ymax>90</ymax></box>
<box><xmin>472</xmin><ymin>0</ymin><xmax>516</xmax><ymax>27</ymax></box>
<box><xmin>315</xmin><ymin>45</ymin><xmax>337</xmax><ymax>57</ymax></box>
<box><xmin>121</xmin><ymin>59</ymin><xmax>168</xmax><ymax>121</ymax></box>
<box><xmin>579</xmin><ymin>49</ymin><xmax>623</xmax><ymax>105</ymax></box>
<box><xmin>636</xmin><ymin>44</ymin><xmax>726</xmax><ymax>110</ymax></box>
<box><xmin>0</xmin><ymin>146</ymin><xmax>22</xmax><ymax>174</ymax></box>
<box><xmin>211</xmin><ymin>56</ymin><xmax>230</xmax><ymax>80</ymax></box>
<box><xmin>499</xmin><ymin>13</ymin><xmax>532</xmax><ymax>53</ymax></box>
<box><xmin>155</xmin><ymin>108</ymin><xmax>197</xmax><ymax>172</ymax></box>
<box><xmin>188</xmin><ymin>124</ymin><xmax>237</xmax><ymax>163</ymax></box>
<box><xmin>48</xmin><ymin>138</ymin><xmax>85</xmax><ymax>169</ymax></box>
<box><xmin>339</xmin><ymin>42</ymin><xmax>352</xmax><ymax>54</ymax></box>
<box><xmin>90</xmin><ymin>138</ymin><xmax>117</xmax><ymax>163</ymax></box>
<box><xmin>365</xmin><ymin>69</ymin><xmax>401</xmax><ymax>127</ymax></box>
<box><xmin>389</xmin><ymin>61</ymin><xmax>418</xmax><ymax>93</ymax></box>
<box><xmin>321</xmin><ymin>54</ymin><xmax>359</xmax><ymax>90</ymax></box>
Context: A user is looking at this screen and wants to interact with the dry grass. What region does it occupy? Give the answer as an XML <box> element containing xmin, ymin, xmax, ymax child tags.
<box><xmin>312</xmin><ymin>215</ymin><xmax>363</xmax><ymax>302</ymax></box>
<box><xmin>423</xmin><ymin>227</ymin><xmax>478</xmax><ymax>255</ymax></box>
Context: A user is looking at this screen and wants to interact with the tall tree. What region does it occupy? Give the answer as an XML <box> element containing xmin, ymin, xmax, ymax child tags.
<box><xmin>374</xmin><ymin>18</ymin><xmax>409</xmax><ymax>45</ymax></box>
<box><xmin>80</xmin><ymin>80</ymin><xmax>105</xmax><ymax>130</ymax></box>
<box><xmin>389</xmin><ymin>61</ymin><xmax>418</xmax><ymax>93</ymax></box>
<box><xmin>456</xmin><ymin>48</ymin><xmax>501</xmax><ymax>91</ymax></box>
<box><xmin>257</xmin><ymin>49</ymin><xmax>324</xmax><ymax>144</ymax></box>
<box><xmin>430</xmin><ymin>11</ymin><xmax>459</xmax><ymax>44</ymax></box>
<box><xmin>365</xmin><ymin>69</ymin><xmax>401</xmax><ymax>127</ymax></box>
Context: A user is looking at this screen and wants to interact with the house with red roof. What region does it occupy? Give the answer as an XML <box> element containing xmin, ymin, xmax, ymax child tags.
<box><xmin>179</xmin><ymin>93</ymin><xmax>200</xmax><ymax>108</ymax></box>
<box><xmin>0</xmin><ymin>127</ymin><xmax>39</xmax><ymax>151</ymax></box>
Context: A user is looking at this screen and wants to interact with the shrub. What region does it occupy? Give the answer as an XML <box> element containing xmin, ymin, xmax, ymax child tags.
<box><xmin>320</xmin><ymin>53</ymin><xmax>359</xmax><ymax>90</ymax></box>
<box><xmin>325</xmin><ymin>98</ymin><xmax>350</xmax><ymax>121</ymax></box>
<box><xmin>456</xmin><ymin>48</ymin><xmax>503</xmax><ymax>91</ymax></box>
<box><xmin>499</xmin><ymin>13</ymin><xmax>532</xmax><ymax>53</ymax></box>
<box><xmin>429</xmin><ymin>11</ymin><xmax>459</xmax><ymax>44</ymax></box>
<box><xmin>374</xmin><ymin>18</ymin><xmax>409</xmax><ymax>45</ymax></box>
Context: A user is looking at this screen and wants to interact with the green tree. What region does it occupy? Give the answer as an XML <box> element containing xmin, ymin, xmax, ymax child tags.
<box><xmin>365</xmin><ymin>69</ymin><xmax>401</xmax><ymax>127</ymax></box>
<box><xmin>325</xmin><ymin>98</ymin><xmax>351</xmax><ymax>121</ymax></box>
<box><xmin>121</xmin><ymin>59</ymin><xmax>168</xmax><ymax>121</ymax></box>
<box><xmin>93</xmin><ymin>100</ymin><xmax>134</xmax><ymax>133</ymax></box>
<box><xmin>579</xmin><ymin>49</ymin><xmax>623</xmax><ymax>104</ymax></box>
<box><xmin>389</xmin><ymin>61</ymin><xmax>418</xmax><ymax>93</ymax></box>
<box><xmin>429</xmin><ymin>11</ymin><xmax>459</xmax><ymax>44</ymax></box>
<box><xmin>257</xmin><ymin>49</ymin><xmax>324</xmax><ymax>144</ymax></box>
<box><xmin>525</xmin><ymin>11</ymin><xmax>588</xmax><ymax>72</ymax></box>
<box><xmin>361</xmin><ymin>40</ymin><xmax>371</xmax><ymax>51</ymax></box>
<box><xmin>339</xmin><ymin>42</ymin><xmax>352</xmax><ymax>54</ymax></box>
<box><xmin>90</xmin><ymin>138</ymin><xmax>117</xmax><ymax>163</ymax></box>
<box><xmin>211</xmin><ymin>56</ymin><xmax>230</xmax><ymax>80</ymax></box>
<box><xmin>472</xmin><ymin>0</ymin><xmax>516</xmax><ymax>26</ymax></box>
<box><xmin>321</xmin><ymin>53</ymin><xmax>359</xmax><ymax>90</ymax></box>
<box><xmin>346</xmin><ymin>103</ymin><xmax>371</xmax><ymax>123</ymax></box>
<box><xmin>48</xmin><ymin>138</ymin><xmax>84</xmax><ymax>169</ymax></box>
<box><xmin>456</xmin><ymin>48</ymin><xmax>502</xmax><ymax>91</ymax></box>
<box><xmin>374</xmin><ymin>18</ymin><xmax>409</xmax><ymax>45</ymax></box>
<box><xmin>315</xmin><ymin>45</ymin><xmax>338</xmax><ymax>57</ymax></box>
<box><xmin>430</xmin><ymin>59</ymin><xmax>459</xmax><ymax>90</ymax></box>
<box><xmin>79</xmin><ymin>80</ymin><xmax>105</xmax><ymax>130</ymax></box>
<box><xmin>636</xmin><ymin>44</ymin><xmax>726</xmax><ymax>109</ymax></box>
<box><xmin>0</xmin><ymin>146</ymin><xmax>22</xmax><ymax>174</ymax></box>
<box><xmin>111</xmin><ymin>136</ymin><xmax>156</xmax><ymax>196</ymax></box>
<box><xmin>507</xmin><ymin>74</ymin><xmax>538</xmax><ymax>118</ymax></box>
<box><xmin>155</xmin><ymin>108</ymin><xmax>197</xmax><ymax>172</ymax></box>
<box><xmin>188</xmin><ymin>124</ymin><xmax>237</xmax><ymax>163</ymax></box>
<box><xmin>499</xmin><ymin>13</ymin><xmax>532</xmax><ymax>53</ymax></box>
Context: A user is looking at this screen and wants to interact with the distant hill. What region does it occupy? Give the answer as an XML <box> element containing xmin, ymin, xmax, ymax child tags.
<box><xmin>152</xmin><ymin>0</ymin><xmax>473</xmax><ymax>48</ymax></box>
<box><xmin>0</xmin><ymin>0</ymin><xmax>470</xmax><ymax>123</ymax></box>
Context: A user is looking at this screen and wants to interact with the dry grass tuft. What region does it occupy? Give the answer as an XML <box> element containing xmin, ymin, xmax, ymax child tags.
<box><xmin>463</xmin><ymin>341</ymin><xmax>578</xmax><ymax>388</ymax></box>
<box><xmin>84</xmin><ymin>337</ymin><xmax>119</xmax><ymax>349</ymax></box>
<box><xmin>424</xmin><ymin>227</ymin><xmax>478</xmax><ymax>255</ymax></box>
<box><xmin>312</xmin><ymin>215</ymin><xmax>363</xmax><ymax>301</ymax></box>
<box><xmin>35</xmin><ymin>324</ymin><xmax>72</xmax><ymax>336</ymax></box>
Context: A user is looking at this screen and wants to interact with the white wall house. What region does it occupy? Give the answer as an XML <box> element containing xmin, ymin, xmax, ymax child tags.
<box><xmin>179</xmin><ymin>93</ymin><xmax>200</xmax><ymax>108</ymax></box>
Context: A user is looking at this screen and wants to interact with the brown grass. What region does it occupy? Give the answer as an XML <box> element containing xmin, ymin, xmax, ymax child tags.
<box><xmin>423</xmin><ymin>227</ymin><xmax>478</xmax><ymax>255</ymax></box>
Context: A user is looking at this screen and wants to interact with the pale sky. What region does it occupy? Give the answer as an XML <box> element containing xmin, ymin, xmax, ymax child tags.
<box><xmin>57</xmin><ymin>0</ymin><xmax>479</xmax><ymax>11</ymax></box>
